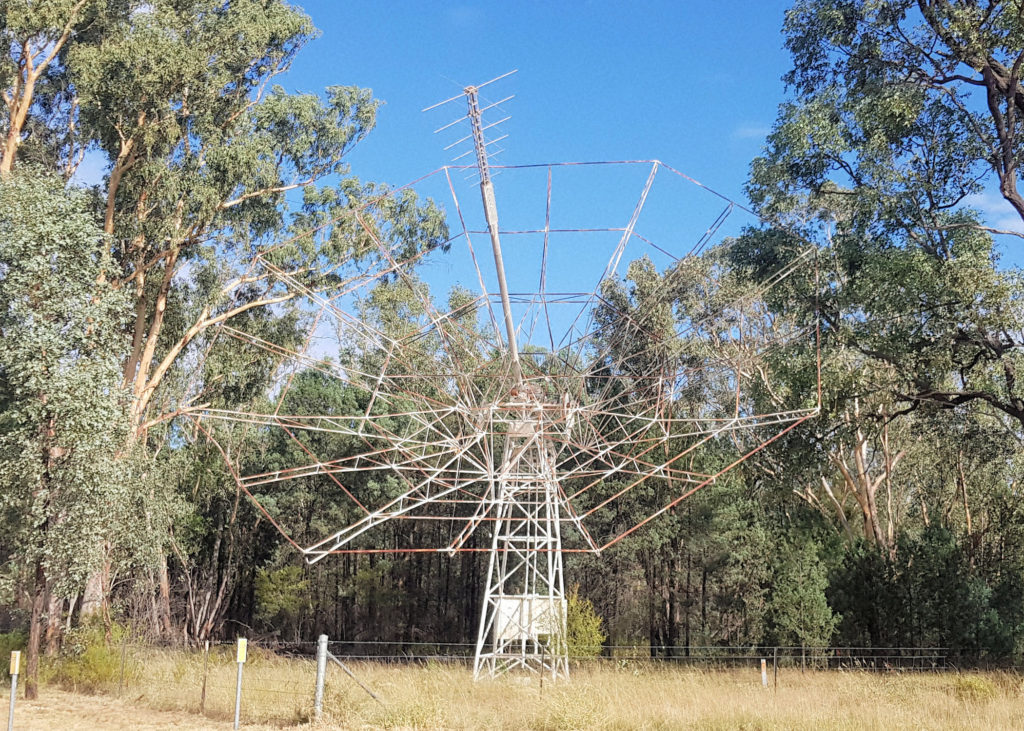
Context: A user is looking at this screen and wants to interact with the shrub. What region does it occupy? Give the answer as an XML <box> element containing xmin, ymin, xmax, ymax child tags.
<box><xmin>952</xmin><ymin>674</ymin><xmax>997</xmax><ymax>703</ymax></box>
<box><xmin>43</xmin><ymin>623</ymin><xmax>140</xmax><ymax>693</ymax></box>
<box><xmin>566</xmin><ymin>585</ymin><xmax>607</xmax><ymax>659</ymax></box>
<box><xmin>0</xmin><ymin>631</ymin><xmax>26</xmax><ymax>659</ymax></box>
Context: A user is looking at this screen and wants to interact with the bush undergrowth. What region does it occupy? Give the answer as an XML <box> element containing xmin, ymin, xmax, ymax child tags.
<box><xmin>42</xmin><ymin>623</ymin><xmax>140</xmax><ymax>693</ymax></box>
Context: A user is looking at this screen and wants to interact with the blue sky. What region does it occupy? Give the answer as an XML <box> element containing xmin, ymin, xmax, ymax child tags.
<box><xmin>288</xmin><ymin>2</ymin><xmax>793</xmax><ymax>201</ymax></box>
<box><xmin>281</xmin><ymin>1</ymin><xmax>1024</xmax><ymax>267</ymax></box>
<box><xmin>278</xmin><ymin>1</ymin><xmax>803</xmax><ymax>340</ymax></box>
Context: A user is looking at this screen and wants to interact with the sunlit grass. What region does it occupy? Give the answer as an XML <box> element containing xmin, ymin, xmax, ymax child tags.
<box><xmin>47</xmin><ymin>646</ymin><xmax>1024</xmax><ymax>729</ymax></box>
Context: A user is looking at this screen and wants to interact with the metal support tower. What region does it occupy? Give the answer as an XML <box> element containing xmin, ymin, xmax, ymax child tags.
<box><xmin>473</xmin><ymin>390</ymin><xmax>569</xmax><ymax>680</ymax></box>
<box><xmin>463</xmin><ymin>83</ymin><xmax>569</xmax><ymax>679</ymax></box>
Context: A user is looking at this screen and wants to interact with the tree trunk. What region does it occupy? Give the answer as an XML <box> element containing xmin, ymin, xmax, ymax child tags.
<box><xmin>0</xmin><ymin>5</ymin><xmax>85</xmax><ymax>176</ymax></box>
<box><xmin>80</xmin><ymin>544</ymin><xmax>111</xmax><ymax>621</ymax></box>
<box><xmin>44</xmin><ymin>593</ymin><xmax>62</xmax><ymax>656</ymax></box>
<box><xmin>684</xmin><ymin>551</ymin><xmax>692</xmax><ymax>656</ymax></box>
<box><xmin>0</xmin><ymin>43</ymin><xmax>36</xmax><ymax>178</ymax></box>
<box><xmin>157</xmin><ymin>553</ymin><xmax>174</xmax><ymax>639</ymax></box>
<box><xmin>25</xmin><ymin>561</ymin><xmax>47</xmax><ymax>700</ymax></box>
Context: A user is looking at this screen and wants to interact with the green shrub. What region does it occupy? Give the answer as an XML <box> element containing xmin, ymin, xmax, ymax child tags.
<box><xmin>952</xmin><ymin>674</ymin><xmax>997</xmax><ymax>703</ymax></box>
<box><xmin>566</xmin><ymin>585</ymin><xmax>607</xmax><ymax>659</ymax></box>
<box><xmin>0</xmin><ymin>631</ymin><xmax>27</xmax><ymax>659</ymax></box>
<box><xmin>43</xmin><ymin>623</ymin><xmax>140</xmax><ymax>693</ymax></box>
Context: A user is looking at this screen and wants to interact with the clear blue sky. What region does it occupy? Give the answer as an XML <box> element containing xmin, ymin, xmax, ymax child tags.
<box><xmin>287</xmin><ymin>2</ymin><xmax>794</xmax><ymax>202</ymax></box>
<box><xmin>281</xmin><ymin>0</ymin><xmax>1023</xmax><ymax>268</ymax></box>
<box><xmin>279</xmin><ymin>1</ymin><xmax>812</xmax><ymax>331</ymax></box>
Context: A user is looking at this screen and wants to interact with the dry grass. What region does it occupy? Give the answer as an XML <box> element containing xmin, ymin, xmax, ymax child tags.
<box><xmin>36</xmin><ymin>646</ymin><xmax>1024</xmax><ymax>729</ymax></box>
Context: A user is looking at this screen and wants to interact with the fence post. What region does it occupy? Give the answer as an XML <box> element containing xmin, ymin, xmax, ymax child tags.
<box><xmin>118</xmin><ymin>633</ymin><xmax>128</xmax><ymax>697</ymax></box>
<box><xmin>773</xmin><ymin>647</ymin><xmax>778</xmax><ymax>691</ymax></box>
<box><xmin>233</xmin><ymin>638</ymin><xmax>247</xmax><ymax>730</ymax></box>
<box><xmin>760</xmin><ymin>658</ymin><xmax>767</xmax><ymax>688</ymax></box>
<box><xmin>8</xmin><ymin>651</ymin><xmax>19</xmax><ymax>731</ymax></box>
<box><xmin>200</xmin><ymin>640</ymin><xmax>210</xmax><ymax>714</ymax></box>
<box><xmin>314</xmin><ymin>635</ymin><xmax>328</xmax><ymax>722</ymax></box>
<box><xmin>539</xmin><ymin>643</ymin><xmax>545</xmax><ymax>695</ymax></box>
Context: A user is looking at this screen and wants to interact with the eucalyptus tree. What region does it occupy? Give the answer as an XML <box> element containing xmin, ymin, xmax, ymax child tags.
<box><xmin>0</xmin><ymin>1</ymin><xmax>448</xmax><ymax>620</ymax></box>
<box><xmin>66</xmin><ymin>1</ymin><xmax>447</xmax><ymax>436</ymax></box>
<box><xmin>748</xmin><ymin>0</ymin><xmax>1024</xmax><ymax>427</ymax></box>
<box><xmin>0</xmin><ymin>171</ymin><xmax>130</xmax><ymax>697</ymax></box>
<box><xmin>0</xmin><ymin>0</ymin><xmax>97</xmax><ymax>176</ymax></box>
<box><xmin>722</xmin><ymin>0</ymin><xmax>1024</xmax><ymax>659</ymax></box>
<box><xmin>763</xmin><ymin>0</ymin><xmax>1024</xmax><ymax>230</ymax></box>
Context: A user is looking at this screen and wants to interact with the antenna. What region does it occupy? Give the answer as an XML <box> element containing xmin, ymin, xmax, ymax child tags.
<box><xmin>466</xmin><ymin>80</ymin><xmax>521</xmax><ymax>383</ymax></box>
<box><xmin>427</xmin><ymin>72</ymin><xmax>522</xmax><ymax>382</ymax></box>
<box><xmin>195</xmin><ymin>77</ymin><xmax>822</xmax><ymax>685</ymax></box>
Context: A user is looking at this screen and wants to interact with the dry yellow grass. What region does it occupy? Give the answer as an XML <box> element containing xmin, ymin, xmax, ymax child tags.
<box><xmin>27</xmin><ymin>647</ymin><xmax>1024</xmax><ymax>729</ymax></box>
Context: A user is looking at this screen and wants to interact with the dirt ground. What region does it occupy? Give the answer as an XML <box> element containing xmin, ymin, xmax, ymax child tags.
<box><xmin>1</xmin><ymin>689</ymin><xmax>272</xmax><ymax>730</ymax></box>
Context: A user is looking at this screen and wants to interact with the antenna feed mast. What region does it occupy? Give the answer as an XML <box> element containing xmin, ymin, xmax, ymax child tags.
<box><xmin>465</xmin><ymin>84</ymin><xmax>522</xmax><ymax>383</ymax></box>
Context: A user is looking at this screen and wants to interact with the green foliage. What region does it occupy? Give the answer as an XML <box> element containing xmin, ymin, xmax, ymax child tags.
<box><xmin>744</xmin><ymin>0</ymin><xmax>1024</xmax><ymax>433</ymax></box>
<box><xmin>829</xmin><ymin>528</ymin><xmax>1024</xmax><ymax>662</ymax></box>
<box><xmin>255</xmin><ymin>565</ymin><xmax>309</xmax><ymax>633</ymax></box>
<box><xmin>0</xmin><ymin>169</ymin><xmax>135</xmax><ymax>594</ymax></box>
<box><xmin>0</xmin><ymin>0</ymin><xmax>448</xmax><ymax>643</ymax></box>
<box><xmin>0</xmin><ymin>631</ymin><xmax>26</xmax><ymax>658</ymax></box>
<box><xmin>767</xmin><ymin>539</ymin><xmax>838</xmax><ymax>648</ymax></box>
<box><xmin>566</xmin><ymin>585</ymin><xmax>607</xmax><ymax>659</ymax></box>
<box><xmin>43</xmin><ymin>623</ymin><xmax>139</xmax><ymax>693</ymax></box>
<box><xmin>952</xmin><ymin>675</ymin><xmax>997</xmax><ymax>703</ymax></box>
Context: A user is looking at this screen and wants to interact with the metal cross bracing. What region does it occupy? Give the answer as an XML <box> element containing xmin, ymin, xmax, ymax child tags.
<box><xmin>474</xmin><ymin>383</ymin><xmax>568</xmax><ymax>679</ymax></box>
<box><xmin>189</xmin><ymin>76</ymin><xmax>822</xmax><ymax>683</ymax></box>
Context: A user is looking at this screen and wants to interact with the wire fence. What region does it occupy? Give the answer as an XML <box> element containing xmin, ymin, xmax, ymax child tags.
<box><xmin>35</xmin><ymin>638</ymin><xmax>954</xmax><ymax>726</ymax></box>
<box><xmin>311</xmin><ymin>640</ymin><xmax>949</xmax><ymax>672</ymax></box>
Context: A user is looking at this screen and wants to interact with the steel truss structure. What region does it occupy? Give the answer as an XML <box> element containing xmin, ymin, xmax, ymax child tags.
<box><xmin>474</xmin><ymin>384</ymin><xmax>568</xmax><ymax>678</ymax></box>
<box><xmin>189</xmin><ymin>77</ymin><xmax>820</xmax><ymax>682</ymax></box>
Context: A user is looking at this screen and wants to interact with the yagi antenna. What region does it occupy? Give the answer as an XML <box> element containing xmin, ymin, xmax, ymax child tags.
<box><xmin>424</xmin><ymin>70</ymin><xmax>516</xmax><ymax>164</ymax></box>
<box><xmin>421</xmin><ymin>69</ymin><xmax>517</xmax><ymax>112</ymax></box>
<box><xmin>424</xmin><ymin>70</ymin><xmax>521</xmax><ymax>382</ymax></box>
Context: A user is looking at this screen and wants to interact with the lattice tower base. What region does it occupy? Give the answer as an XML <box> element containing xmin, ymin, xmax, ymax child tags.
<box><xmin>473</xmin><ymin>395</ymin><xmax>569</xmax><ymax>680</ymax></box>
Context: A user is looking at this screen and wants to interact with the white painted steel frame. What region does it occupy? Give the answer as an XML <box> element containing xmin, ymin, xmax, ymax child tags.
<box><xmin>473</xmin><ymin>404</ymin><xmax>568</xmax><ymax>680</ymax></box>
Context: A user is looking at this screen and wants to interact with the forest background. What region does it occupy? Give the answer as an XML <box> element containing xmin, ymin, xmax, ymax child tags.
<box><xmin>3</xmin><ymin>0</ymin><xmax>1024</xmax><ymax>700</ymax></box>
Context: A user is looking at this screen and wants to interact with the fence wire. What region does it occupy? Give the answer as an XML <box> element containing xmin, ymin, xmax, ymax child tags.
<box><xmin>70</xmin><ymin>638</ymin><xmax>953</xmax><ymax>726</ymax></box>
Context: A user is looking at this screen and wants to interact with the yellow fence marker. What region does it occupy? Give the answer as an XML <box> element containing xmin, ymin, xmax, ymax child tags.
<box><xmin>8</xmin><ymin>651</ymin><xmax>20</xmax><ymax>731</ymax></box>
<box><xmin>233</xmin><ymin>639</ymin><xmax>247</xmax><ymax>729</ymax></box>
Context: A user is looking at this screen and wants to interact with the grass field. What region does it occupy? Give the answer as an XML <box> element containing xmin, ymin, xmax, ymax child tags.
<box><xmin>23</xmin><ymin>645</ymin><xmax>1024</xmax><ymax>729</ymax></box>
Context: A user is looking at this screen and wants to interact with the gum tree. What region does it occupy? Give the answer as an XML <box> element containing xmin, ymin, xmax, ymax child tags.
<box><xmin>2</xmin><ymin>2</ymin><xmax>448</xmax><ymax>623</ymax></box>
<box><xmin>0</xmin><ymin>171</ymin><xmax>129</xmax><ymax>698</ymax></box>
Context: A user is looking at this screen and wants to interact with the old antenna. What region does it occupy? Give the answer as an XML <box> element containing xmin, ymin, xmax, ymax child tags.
<box><xmin>195</xmin><ymin>71</ymin><xmax>821</xmax><ymax>684</ymax></box>
<box><xmin>425</xmin><ymin>71</ymin><xmax>522</xmax><ymax>382</ymax></box>
<box><xmin>425</xmin><ymin>70</ymin><xmax>568</xmax><ymax>678</ymax></box>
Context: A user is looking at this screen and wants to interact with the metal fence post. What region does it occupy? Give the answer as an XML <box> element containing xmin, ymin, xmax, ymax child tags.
<box><xmin>314</xmin><ymin>635</ymin><xmax>328</xmax><ymax>722</ymax></box>
<box><xmin>200</xmin><ymin>640</ymin><xmax>210</xmax><ymax>715</ymax></box>
<box><xmin>118</xmin><ymin>633</ymin><xmax>128</xmax><ymax>697</ymax></box>
<box><xmin>773</xmin><ymin>646</ymin><xmax>778</xmax><ymax>691</ymax></box>
<box><xmin>8</xmin><ymin>652</ymin><xmax>19</xmax><ymax>731</ymax></box>
<box><xmin>233</xmin><ymin>638</ymin><xmax>247</xmax><ymax>730</ymax></box>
